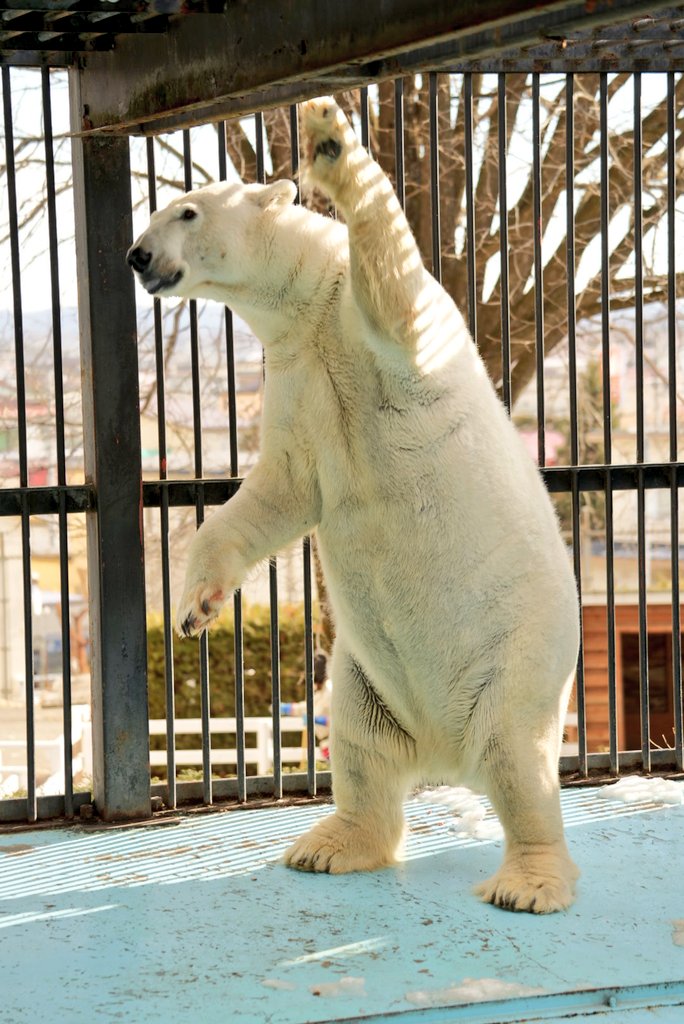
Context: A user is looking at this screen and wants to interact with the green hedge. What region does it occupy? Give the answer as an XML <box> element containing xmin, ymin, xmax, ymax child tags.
<box><xmin>147</xmin><ymin>603</ymin><xmax>315</xmax><ymax>723</ymax></box>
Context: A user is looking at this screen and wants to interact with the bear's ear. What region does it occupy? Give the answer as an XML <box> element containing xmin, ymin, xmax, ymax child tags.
<box><xmin>251</xmin><ymin>180</ymin><xmax>297</xmax><ymax>210</ymax></box>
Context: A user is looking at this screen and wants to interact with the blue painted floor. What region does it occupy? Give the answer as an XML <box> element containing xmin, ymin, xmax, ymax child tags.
<box><xmin>1</xmin><ymin>784</ymin><xmax>683</xmax><ymax>1024</ymax></box>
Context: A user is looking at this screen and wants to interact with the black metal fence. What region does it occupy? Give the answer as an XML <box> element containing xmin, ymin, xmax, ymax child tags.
<box><xmin>1</xmin><ymin>65</ymin><xmax>683</xmax><ymax>825</ymax></box>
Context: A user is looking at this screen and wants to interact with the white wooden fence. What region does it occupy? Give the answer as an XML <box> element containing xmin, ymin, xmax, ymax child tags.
<box><xmin>149</xmin><ymin>716</ymin><xmax>321</xmax><ymax>775</ymax></box>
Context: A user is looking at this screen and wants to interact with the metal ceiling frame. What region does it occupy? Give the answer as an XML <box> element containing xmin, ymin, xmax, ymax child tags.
<box><xmin>2</xmin><ymin>1</ymin><xmax>683</xmax><ymax>134</ymax></box>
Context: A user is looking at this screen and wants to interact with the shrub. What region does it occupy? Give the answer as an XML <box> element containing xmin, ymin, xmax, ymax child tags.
<box><xmin>147</xmin><ymin>603</ymin><xmax>314</xmax><ymax>722</ymax></box>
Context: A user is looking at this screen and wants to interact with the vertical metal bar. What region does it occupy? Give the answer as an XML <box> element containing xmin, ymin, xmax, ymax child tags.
<box><xmin>254</xmin><ymin>110</ymin><xmax>265</xmax><ymax>183</ymax></box>
<box><xmin>69</xmin><ymin>68</ymin><xmax>150</xmax><ymax>820</ymax></box>
<box><xmin>289</xmin><ymin>103</ymin><xmax>300</xmax><ymax>199</ymax></box>
<box><xmin>668</xmin><ymin>71</ymin><xmax>680</xmax><ymax>767</ymax></box>
<box><xmin>2</xmin><ymin>66</ymin><xmax>36</xmax><ymax>822</ymax></box>
<box><xmin>497</xmin><ymin>74</ymin><xmax>511</xmax><ymax>412</ymax></box>
<box><xmin>565</xmin><ymin>74</ymin><xmax>587</xmax><ymax>776</ymax></box>
<box><xmin>254</xmin><ymin>108</ymin><xmax>277</xmax><ymax>800</ymax></box>
<box><xmin>634</xmin><ymin>73</ymin><xmax>650</xmax><ymax>770</ymax></box>
<box><xmin>303</xmin><ymin>536</ymin><xmax>316</xmax><ymax>795</ymax></box>
<box><xmin>464</xmin><ymin>72</ymin><xmax>477</xmax><ymax>342</ymax></box>
<box><xmin>599</xmin><ymin>73</ymin><xmax>620</xmax><ymax>772</ymax></box>
<box><xmin>428</xmin><ymin>71</ymin><xmax>442</xmax><ymax>284</ymax></box>
<box><xmin>360</xmin><ymin>85</ymin><xmax>370</xmax><ymax>152</ymax></box>
<box><xmin>269</xmin><ymin>563</ymin><xmax>282</xmax><ymax>797</ymax></box>
<box><xmin>394</xmin><ymin>78</ymin><xmax>405</xmax><ymax>209</ymax></box>
<box><xmin>216</xmin><ymin>121</ymin><xmax>240</xmax><ymax>477</ymax></box>
<box><xmin>146</xmin><ymin>136</ymin><xmax>176</xmax><ymax>810</ymax></box>
<box><xmin>532</xmin><ymin>73</ymin><xmax>546</xmax><ymax>468</ymax></box>
<box><xmin>217</xmin><ymin>119</ymin><xmax>247</xmax><ymax>791</ymax></box>
<box><xmin>42</xmin><ymin>68</ymin><xmax>74</xmax><ymax>817</ymax></box>
<box><xmin>183</xmin><ymin>128</ymin><xmax>213</xmax><ymax>804</ymax></box>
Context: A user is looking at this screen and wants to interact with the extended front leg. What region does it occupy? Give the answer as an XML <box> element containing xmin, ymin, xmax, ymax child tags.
<box><xmin>300</xmin><ymin>97</ymin><xmax>444</xmax><ymax>356</ymax></box>
<box><xmin>176</xmin><ymin>456</ymin><xmax>320</xmax><ymax>637</ymax></box>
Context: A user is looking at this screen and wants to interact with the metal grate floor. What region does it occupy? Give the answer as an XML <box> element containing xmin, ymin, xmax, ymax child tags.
<box><xmin>1</xmin><ymin>784</ymin><xmax>683</xmax><ymax>1023</ymax></box>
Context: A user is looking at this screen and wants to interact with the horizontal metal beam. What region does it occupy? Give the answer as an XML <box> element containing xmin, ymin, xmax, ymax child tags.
<box><xmin>0</xmin><ymin>49</ymin><xmax>72</xmax><ymax>66</ymax></box>
<box><xmin>1</xmin><ymin>32</ymin><xmax>116</xmax><ymax>52</ymax></box>
<box><xmin>0</xmin><ymin>790</ymin><xmax>92</xmax><ymax>824</ymax></box>
<box><xmin>1</xmin><ymin>1</ymin><xmax>224</xmax><ymax>12</ymax></box>
<box><xmin>0</xmin><ymin>10</ymin><xmax>168</xmax><ymax>35</ymax></box>
<box><xmin>0</xmin><ymin>484</ymin><xmax>93</xmax><ymax>516</ymax></box>
<box><xmin>70</xmin><ymin>0</ymin><xmax>678</xmax><ymax>134</ymax></box>
<box><xmin>542</xmin><ymin>462</ymin><xmax>684</xmax><ymax>494</ymax></box>
<box><xmin>142</xmin><ymin>478</ymin><xmax>241</xmax><ymax>508</ymax></box>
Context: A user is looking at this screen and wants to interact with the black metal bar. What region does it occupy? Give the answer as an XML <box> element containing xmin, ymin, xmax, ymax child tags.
<box><xmin>217</xmin><ymin>118</ymin><xmax>247</xmax><ymax>795</ymax></box>
<box><xmin>464</xmin><ymin>72</ymin><xmax>477</xmax><ymax>342</ymax></box>
<box><xmin>216</xmin><ymin>122</ymin><xmax>240</xmax><ymax>479</ymax></box>
<box><xmin>289</xmin><ymin>104</ymin><xmax>300</xmax><ymax>195</ymax></box>
<box><xmin>269</xmin><ymin>558</ymin><xmax>282</xmax><ymax>797</ymax></box>
<box><xmin>182</xmin><ymin>127</ymin><xmax>213</xmax><ymax>805</ymax></box>
<box><xmin>633</xmin><ymin>73</ymin><xmax>650</xmax><ymax>774</ymax></box>
<box><xmin>0</xmin><ymin>486</ymin><xmax>93</xmax><ymax>516</ymax></box>
<box><xmin>233</xmin><ymin>588</ymin><xmax>245</xmax><ymax>789</ymax></box>
<box><xmin>428</xmin><ymin>71</ymin><xmax>441</xmax><ymax>284</ymax></box>
<box><xmin>360</xmin><ymin>84</ymin><xmax>370</xmax><ymax>152</ymax></box>
<box><xmin>42</xmin><ymin>68</ymin><xmax>74</xmax><ymax>817</ymax></box>
<box><xmin>145</xmin><ymin>135</ymin><xmax>176</xmax><ymax>810</ymax></box>
<box><xmin>667</xmin><ymin>72</ymin><xmax>683</xmax><ymax>770</ymax></box>
<box><xmin>69</xmin><ymin>69</ymin><xmax>150</xmax><ymax>820</ymax></box>
<box><xmin>598</xmin><ymin>72</ymin><xmax>620</xmax><ymax>774</ymax></box>
<box><xmin>394</xmin><ymin>78</ymin><xmax>405</xmax><ymax>209</ymax></box>
<box><xmin>303</xmin><ymin>536</ymin><xmax>316</xmax><ymax>796</ymax></box>
<box><xmin>254</xmin><ymin>109</ymin><xmax>265</xmax><ymax>182</ymax></box>
<box><xmin>3</xmin><ymin>66</ymin><xmax>36</xmax><ymax>823</ymax></box>
<box><xmin>497</xmin><ymin>73</ymin><xmax>511</xmax><ymax>412</ymax></box>
<box><xmin>253</xmin><ymin>106</ymin><xmax>275</xmax><ymax>801</ymax></box>
<box><xmin>140</xmin><ymin>464</ymin><xmax>684</xmax><ymax>506</ymax></box>
<box><xmin>565</xmin><ymin>72</ymin><xmax>587</xmax><ymax>777</ymax></box>
<box><xmin>532</xmin><ymin>72</ymin><xmax>545</xmax><ymax>468</ymax></box>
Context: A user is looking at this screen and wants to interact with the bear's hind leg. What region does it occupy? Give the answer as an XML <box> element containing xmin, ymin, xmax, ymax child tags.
<box><xmin>283</xmin><ymin>649</ymin><xmax>416</xmax><ymax>874</ymax></box>
<box><xmin>472</xmin><ymin>694</ymin><xmax>579</xmax><ymax>913</ymax></box>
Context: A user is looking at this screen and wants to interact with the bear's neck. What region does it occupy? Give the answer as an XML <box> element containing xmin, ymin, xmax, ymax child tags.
<box><xmin>207</xmin><ymin>207</ymin><xmax>348</xmax><ymax>347</ymax></box>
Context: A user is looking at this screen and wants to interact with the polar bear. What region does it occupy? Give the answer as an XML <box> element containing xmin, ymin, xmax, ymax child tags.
<box><xmin>128</xmin><ymin>97</ymin><xmax>580</xmax><ymax>913</ymax></box>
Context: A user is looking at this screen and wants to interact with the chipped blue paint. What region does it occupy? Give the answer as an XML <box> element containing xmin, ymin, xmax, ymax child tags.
<box><xmin>0</xmin><ymin>786</ymin><xmax>683</xmax><ymax>1023</ymax></box>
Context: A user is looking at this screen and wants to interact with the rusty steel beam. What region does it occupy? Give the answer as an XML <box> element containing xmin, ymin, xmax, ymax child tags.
<box><xmin>70</xmin><ymin>0</ymin><xmax>680</xmax><ymax>135</ymax></box>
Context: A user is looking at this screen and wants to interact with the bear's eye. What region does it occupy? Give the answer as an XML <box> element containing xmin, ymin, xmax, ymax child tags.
<box><xmin>181</xmin><ymin>208</ymin><xmax>197</xmax><ymax>221</ymax></box>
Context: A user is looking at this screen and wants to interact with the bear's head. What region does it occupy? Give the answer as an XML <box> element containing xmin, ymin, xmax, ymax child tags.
<box><xmin>127</xmin><ymin>179</ymin><xmax>297</xmax><ymax>298</ymax></box>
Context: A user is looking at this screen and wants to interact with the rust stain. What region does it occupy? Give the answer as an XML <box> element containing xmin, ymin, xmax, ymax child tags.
<box><xmin>0</xmin><ymin>844</ymin><xmax>34</xmax><ymax>855</ymax></box>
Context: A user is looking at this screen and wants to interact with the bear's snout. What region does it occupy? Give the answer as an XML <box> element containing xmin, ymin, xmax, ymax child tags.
<box><xmin>127</xmin><ymin>245</ymin><xmax>152</xmax><ymax>273</ymax></box>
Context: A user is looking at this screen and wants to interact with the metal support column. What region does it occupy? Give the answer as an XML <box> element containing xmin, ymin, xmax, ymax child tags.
<box><xmin>69</xmin><ymin>71</ymin><xmax>150</xmax><ymax>821</ymax></box>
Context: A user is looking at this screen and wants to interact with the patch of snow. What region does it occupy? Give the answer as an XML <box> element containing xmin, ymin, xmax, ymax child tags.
<box><xmin>406</xmin><ymin>977</ymin><xmax>545</xmax><ymax>1007</ymax></box>
<box><xmin>598</xmin><ymin>776</ymin><xmax>684</xmax><ymax>806</ymax></box>
<box><xmin>262</xmin><ymin>978</ymin><xmax>297</xmax><ymax>991</ymax></box>
<box><xmin>415</xmin><ymin>786</ymin><xmax>504</xmax><ymax>841</ymax></box>
<box><xmin>310</xmin><ymin>976</ymin><xmax>366</xmax><ymax>998</ymax></box>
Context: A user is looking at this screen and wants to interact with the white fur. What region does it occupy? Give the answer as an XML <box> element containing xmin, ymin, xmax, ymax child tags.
<box><xmin>128</xmin><ymin>98</ymin><xmax>580</xmax><ymax>913</ymax></box>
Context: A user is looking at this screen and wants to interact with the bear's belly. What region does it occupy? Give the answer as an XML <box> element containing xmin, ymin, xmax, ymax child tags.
<box><xmin>316</xmin><ymin>477</ymin><xmax>578</xmax><ymax>736</ymax></box>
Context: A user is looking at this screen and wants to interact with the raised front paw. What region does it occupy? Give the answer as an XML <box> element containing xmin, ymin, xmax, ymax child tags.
<box><xmin>175</xmin><ymin>580</ymin><xmax>225</xmax><ymax>638</ymax></box>
<box><xmin>300</xmin><ymin>97</ymin><xmax>360</xmax><ymax>193</ymax></box>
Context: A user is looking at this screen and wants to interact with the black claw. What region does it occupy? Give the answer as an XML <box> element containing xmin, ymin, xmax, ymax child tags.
<box><xmin>181</xmin><ymin>616</ymin><xmax>195</xmax><ymax>637</ymax></box>
<box><xmin>314</xmin><ymin>138</ymin><xmax>342</xmax><ymax>162</ymax></box>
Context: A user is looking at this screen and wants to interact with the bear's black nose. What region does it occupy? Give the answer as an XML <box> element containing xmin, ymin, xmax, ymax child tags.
<box><xmin>127</xmin><ymin>246</ymin><xmax>152</xmax><ymax>272</ymax></box>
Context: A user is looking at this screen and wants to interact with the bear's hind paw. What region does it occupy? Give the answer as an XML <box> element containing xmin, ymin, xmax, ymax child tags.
<box><xmin>283</xmin><ymin>814</ymin><xmax>399</xmax><ymax>874</ymax></box>
<box><xmin>474</xmin><ymin>845</ymin><xmax>579</xmax><ymax>914</ymax></box>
